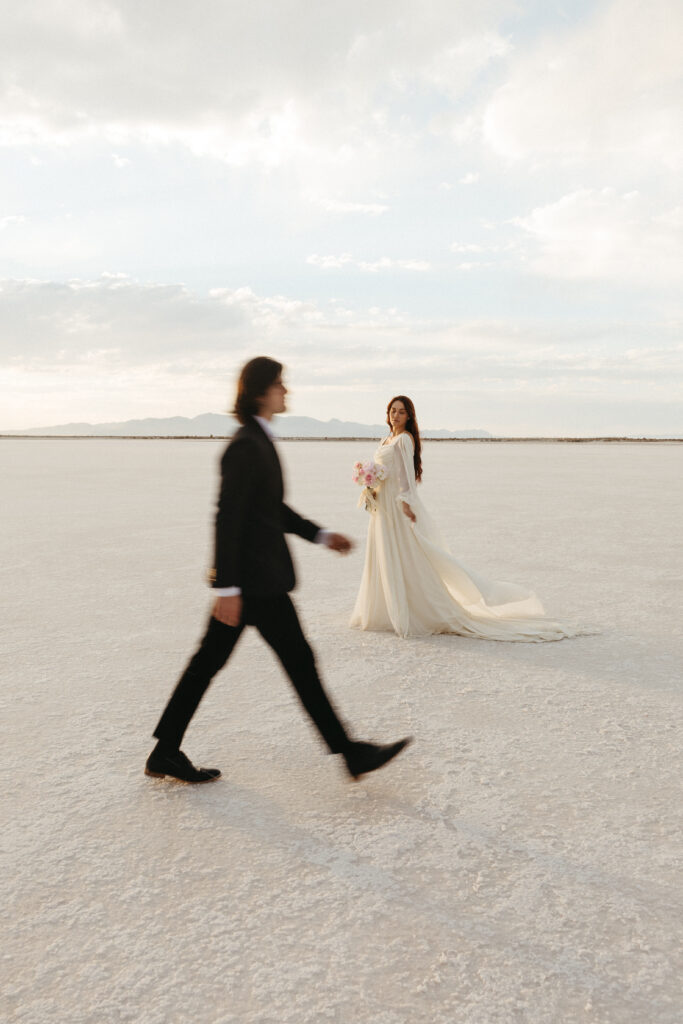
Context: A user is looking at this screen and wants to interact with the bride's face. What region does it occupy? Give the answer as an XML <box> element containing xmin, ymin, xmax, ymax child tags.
<box><xmin>389</xmin><ymin>402</ymin><xmax>408</xmax><ymax>433</ymax></box>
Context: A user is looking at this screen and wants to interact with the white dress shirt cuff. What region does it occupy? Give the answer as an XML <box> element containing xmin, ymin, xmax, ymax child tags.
<box><xmin>315</xmin><ymin>529</ymin><xmax>331</xmax><ymax>545</ymax></box>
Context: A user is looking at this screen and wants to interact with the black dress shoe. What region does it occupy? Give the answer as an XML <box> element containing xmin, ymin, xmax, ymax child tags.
<box><xmin>343</xmin><ymin>737</ymin><xmax>412</xmax><ymax>780</ymax></box>
<box><xmin>144</xmin><ymin>746</ymin><xmax>221</xmax><ymax>783</ymax></box>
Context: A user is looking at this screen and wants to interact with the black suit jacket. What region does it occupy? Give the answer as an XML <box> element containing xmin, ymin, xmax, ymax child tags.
<box><xmin>209</xmin><ymin>417</ymin><xmax>321</xmax><ymax>597</ymax></box>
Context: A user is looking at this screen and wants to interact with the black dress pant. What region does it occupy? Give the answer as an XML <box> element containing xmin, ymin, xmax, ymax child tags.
<box><xmin>153</xmin><ymin>594</ymin><xmax>350</xmax><ymax>754</ymax></box>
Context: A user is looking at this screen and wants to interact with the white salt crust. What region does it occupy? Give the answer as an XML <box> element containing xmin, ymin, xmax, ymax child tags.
<box><xmin>1</xmin><ymin>439</ymin><xmax>681</xmax><ymax>1023</ymax></box>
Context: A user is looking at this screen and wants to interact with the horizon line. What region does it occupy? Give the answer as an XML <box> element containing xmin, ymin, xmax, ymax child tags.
<box><xmin>2</xmin><ymin>434</ymin><xmax>681</xmax><ymax>444</ymax></box>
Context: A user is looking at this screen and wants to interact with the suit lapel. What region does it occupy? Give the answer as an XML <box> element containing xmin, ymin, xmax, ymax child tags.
<box><xmin>246</xmin><ymin>417</ymin><xmax>283</xmax><ymax>497</ymax></box>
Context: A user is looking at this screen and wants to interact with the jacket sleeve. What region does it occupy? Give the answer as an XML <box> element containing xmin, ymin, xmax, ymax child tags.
<box><xmin>211</xmin><ymin>437</ymin><xmax>257</xmax><ymax>588</ymax></box>
<box><xmin>282</xmin><ymin>503</ymin><xmax>322</xmax><ymax>543</ymax></box>
<box><xmin>395</xmin><ymin>432</ymin><xmax>418</xmax><ymax>510</ymax></box>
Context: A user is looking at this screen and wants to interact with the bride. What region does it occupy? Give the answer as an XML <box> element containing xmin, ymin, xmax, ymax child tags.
<box><xmin>350</xmin><ymin>396</ymin><xmax>574</xmax><ymax>642</ymax></box>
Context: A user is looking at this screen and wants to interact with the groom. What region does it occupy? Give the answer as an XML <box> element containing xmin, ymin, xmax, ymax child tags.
<box><xmin>146</xmin><ymin>356</ymin><xmax>411</xmax><ymax>783</ymax></box>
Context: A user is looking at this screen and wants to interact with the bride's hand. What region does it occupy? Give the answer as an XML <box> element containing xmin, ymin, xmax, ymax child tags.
<box><xmin>402</xmin><ymin>502</ymin><xmax>416</xmax><ymax>523</ymax></box>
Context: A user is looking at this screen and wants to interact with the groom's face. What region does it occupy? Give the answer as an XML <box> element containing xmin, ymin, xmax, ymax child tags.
<box><xmin>259</xmin><ymin>374</ymin><xmax>288</xmax><ymax>417</ymax></box>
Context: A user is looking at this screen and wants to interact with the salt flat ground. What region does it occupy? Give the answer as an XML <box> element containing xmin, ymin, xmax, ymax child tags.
<box><xmin>1</xmin><ymin>439</ymin><xmax>681</xmax><ymax>1024</ymax></box>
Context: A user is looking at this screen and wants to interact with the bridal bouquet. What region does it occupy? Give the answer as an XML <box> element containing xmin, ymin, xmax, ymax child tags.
<box><xmin>352</xmin><ymin>459</ymin><xmax>387</xmax><ymax>513</ymax></box>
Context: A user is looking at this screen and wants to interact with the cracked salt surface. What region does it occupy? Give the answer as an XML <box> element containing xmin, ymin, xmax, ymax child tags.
<box><xmin>2</xmin><ymin>439</ymin><xmax>682</xmax><ymax>1023</ymax></box>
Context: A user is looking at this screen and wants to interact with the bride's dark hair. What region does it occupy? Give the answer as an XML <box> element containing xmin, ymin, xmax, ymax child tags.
<box><xmin>386</xmin><ymin>395</ymin><xmax>423</xmax><ymax>482</ymax></box>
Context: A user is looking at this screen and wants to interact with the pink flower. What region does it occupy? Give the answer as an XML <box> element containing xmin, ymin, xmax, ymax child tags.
<box><xmin>351</xmin><ymin>457</ymin><xmax>385</xmax><ymax>499</ymax></box>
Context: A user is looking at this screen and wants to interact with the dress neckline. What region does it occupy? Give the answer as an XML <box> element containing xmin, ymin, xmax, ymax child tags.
<box><xmin>382</xmin><ymin>432</ymin><xmax>412</xmax><ymax>447</ymax></box>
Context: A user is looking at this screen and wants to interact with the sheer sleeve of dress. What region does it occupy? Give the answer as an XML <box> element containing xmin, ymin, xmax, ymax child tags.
<box><xmin>395</xmin><ymin>432</ymin><xmax>418</xmax><ymax>510</ymax></box>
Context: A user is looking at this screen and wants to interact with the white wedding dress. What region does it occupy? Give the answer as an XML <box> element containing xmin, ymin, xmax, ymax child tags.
<box><xmin>350</xmin><ymin>433</ymin><xmax>574</xmax><ymax>642</ymax></box>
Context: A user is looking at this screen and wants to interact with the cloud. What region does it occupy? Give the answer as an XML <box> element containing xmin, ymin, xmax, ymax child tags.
<box><xmin>2</xmin><ymin>274</ymin><xmax>680</xmax><ymax>432</ymax></box>
<box><xmin>448</xmin><ymin>240</ymin><xmax>516</xmax><ymax>271</ymax></box>
<box><xmin>308</xmin><ymin>198</ymin><xmax>389</xmax><ymax>216</ymax></box>
<box><xmin>439</xmin><ymin>173</ymin><xmax>480</xmax><ymax>190</ymax></box>
<box><xmin>482</xmin><ymin>0</ymin><xmax>683</xmax><ymax>172</ymax></box>
<box><xmin>423</xmin><ymin>31</ymin><xmax>510</xmax><ymax>98</ymax></box>
<box><xmin>0</xmin><ymin>5</ymin><xmax>679</xmax><ymax>435</ymax></box>
<box><xmin>1</xmin><ymin>215</ymin><xmax>26</xmax><ymax>230</ymax></box>
<box><xmin>307</xmin><ymin>254</ymin><xmax>431</xmax><ymax>272</ymax></box>
<box><xmin>0</xmin><ymin>0</ymin><xmax>513</xmax><ymax>192</ymax></box>
<box><xmin>450</xmin><ymin>243</ymin><xmax>487</xmax><ymax>253</ymax></box>
<box><xmin>513</xmin><ymin>189</ymin><xmax>683</xmax><ymax>287</ymax></box>
<box><xmin>2</xmin><ymin>273</ymin><xmax>679</xmax><ymax>382</ymax></box>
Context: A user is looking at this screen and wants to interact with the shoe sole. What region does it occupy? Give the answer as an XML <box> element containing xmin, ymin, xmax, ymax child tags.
<box><xmin>144</xmin><ymin>768</ymin><xmax>221</xmax><ymax>783</ymax></box>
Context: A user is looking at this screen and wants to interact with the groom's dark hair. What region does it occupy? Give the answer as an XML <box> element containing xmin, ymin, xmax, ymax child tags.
<box><xmin>233</xmin><ymin>356</ymin><xmax>283</xmax><ymax>424</ymax></box>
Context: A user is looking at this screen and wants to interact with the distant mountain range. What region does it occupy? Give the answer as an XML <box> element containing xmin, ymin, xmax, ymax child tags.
<box><xmin>0</xmin><ymin>412</ymin><xmax>491</xmax><ymax>439</ymax></box>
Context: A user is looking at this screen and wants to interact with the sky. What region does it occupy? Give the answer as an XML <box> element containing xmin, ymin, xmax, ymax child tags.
<box><xmin>1</xmin><ymin>0</ymin><xmax>681</xmax><ymax>435</ymax></box>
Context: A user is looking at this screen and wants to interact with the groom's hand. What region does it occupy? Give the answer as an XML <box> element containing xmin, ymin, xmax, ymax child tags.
<box><xmin>325</xmin><ymin>532</ymin><xmax>353</xmax><ymax>554</ymax></box>
<box><xmin>212</xmin><ymin>595</ymin><xmax>243</xmax><ymax>627</ymax></box>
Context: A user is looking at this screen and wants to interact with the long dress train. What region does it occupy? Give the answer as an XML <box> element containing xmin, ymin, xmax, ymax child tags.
<box><xmin>350</xmin><ymin>433</ymin><xmax>576</xmax><ymax>642</ymax></box>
